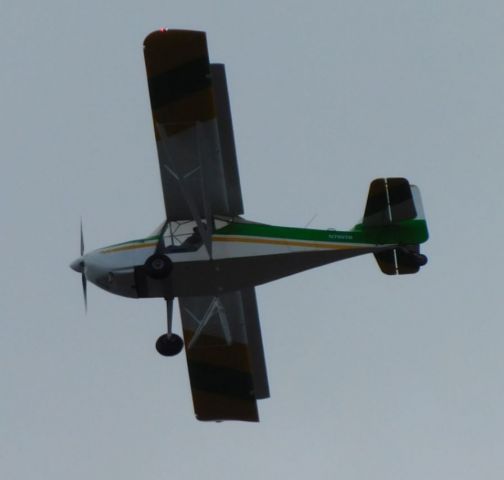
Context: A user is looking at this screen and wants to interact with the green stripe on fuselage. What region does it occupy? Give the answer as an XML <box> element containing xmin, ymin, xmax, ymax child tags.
<box><xmin>100</xmin><ymin>217</ymin><xmax>428</xmax><ymax>252</ymax></box>
<box><xmin>352</xmin><ymin>219</ymin><xmax>429</xmax><ymax>245</ymax></box>
<box><xmin>216</xmin><ymin>222</ymin><xmax>357</xmax><ymax>243</ymax></box>
<box><xmin>216</xmin><ymin>218</ymin><xmax>428</xmax><ymax>246</ymax></box>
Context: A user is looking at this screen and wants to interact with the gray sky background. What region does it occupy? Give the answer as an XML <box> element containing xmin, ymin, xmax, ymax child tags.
<box><xmin>2</xmin><ymin>1</ymin><xmax>504</xmax><ymax>478</ymax></box>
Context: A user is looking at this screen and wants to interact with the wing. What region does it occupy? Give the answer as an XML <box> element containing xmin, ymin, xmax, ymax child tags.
<box><xmin>143</xmin><ymin>30</ymin><xmax>244</xmax><ymax>221</ymax></box>
<box><xmin>178</xmin><ymin>288</ymin><xmax>269</xmax><ymax>422</ymax></box>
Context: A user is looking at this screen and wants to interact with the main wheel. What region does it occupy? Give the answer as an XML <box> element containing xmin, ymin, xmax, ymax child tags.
<box><xmin>156</xmin><ymin>334</ymin><xmax>184</xmax><ymax>356</ymax></box>
<box><xmin>145</xmin><ymin>253</ymin><xmax>172</xmax><ymax>279</ymax></box>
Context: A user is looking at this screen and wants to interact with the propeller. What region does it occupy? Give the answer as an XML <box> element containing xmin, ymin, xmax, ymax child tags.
<box><xmin>80</xmin><ymin>219</ymin><xmax>87</xmax><ymax>312</ymax></box>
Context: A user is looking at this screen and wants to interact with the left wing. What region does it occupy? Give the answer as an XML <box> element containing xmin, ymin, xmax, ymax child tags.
<box><xmin>178</xmin><ymin>288</ymin><xmax>269</xmax><ymax>422</ymax></box>
<box><xmin>143</xmin><ymin>30</ymin><xmax>244</xmax><ymax>223</ymax></box>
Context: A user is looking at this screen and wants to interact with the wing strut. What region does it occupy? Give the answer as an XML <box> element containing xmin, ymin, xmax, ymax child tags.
<box><xmin>182</xmin><ymin>296</ymin><xmax>232</xmax><ymax>350</ymax></box>
<box><xmin>157</xmin><ymin>122</ymin><xmax>213</xmax><ymax>257</ymax></box>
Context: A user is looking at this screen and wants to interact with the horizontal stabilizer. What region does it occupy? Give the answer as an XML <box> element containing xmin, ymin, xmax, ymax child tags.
<box><xmin>374</xmin><ymin>245</ymin><xmax>427</xmax><ymax>275</ymax></box>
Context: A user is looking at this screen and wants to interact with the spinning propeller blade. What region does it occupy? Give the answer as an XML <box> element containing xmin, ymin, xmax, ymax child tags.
<box><xmin>82</xmin><ymin>268</ymin><xmax>88</xmax><ymax>313</ymax></box>
<box><xmin>80</xmin><ymin>219</ymin><xmax>87</xmax><ymax>313</ymax></box>
<box><xmin>80</xmin><ymin>218</ymin><xmax>84</xmax><ymax>256</ymax></box>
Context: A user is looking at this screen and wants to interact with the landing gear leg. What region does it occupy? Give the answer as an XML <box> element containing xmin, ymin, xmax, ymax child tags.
<box><xmin>156</xmin><ymin>297</ymin><xmax>183</xmax><ymax>356</ymax></box>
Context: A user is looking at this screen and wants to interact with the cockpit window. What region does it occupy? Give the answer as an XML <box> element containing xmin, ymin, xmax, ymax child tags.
<box><xmin>166</xmin><ymin>226</ymin><xmax>202</xmax><ymax>252</ymax></box>
<box><xmin>150</xmin><ymin>218</ymin><xmax>232</xmax><ymax>253</ymax></box>
<box><xmin>161</xmin><ymin>220</ymin><xmax>201</xmax><ymax>253</ymax></box>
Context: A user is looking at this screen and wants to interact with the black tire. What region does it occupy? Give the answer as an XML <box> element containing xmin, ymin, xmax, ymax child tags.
<box><xmin>399</xmin><ymin>248</ymin><xmax>428</xmax><ymax>268</ymax></box>
<box><xmin>406</xmin><ymin>252</ymin><xmax>428</xmax><ymax>267</ymax></box>
<box><xmin>145</xmin><ymin>254</ymin><xmax>172</xmax><ymax>279</ymax></box>
<box><xmin>156</xmin><ymin>334</ymin><xmax>184</xmax><ymax>356</ymax></box>
<box><xmin>415</xmin><ymin>253</ymin><xmax>428</xmax><ymax>267</ymax></box>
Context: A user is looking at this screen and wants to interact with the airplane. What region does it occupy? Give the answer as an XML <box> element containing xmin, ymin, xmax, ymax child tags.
<box><xmin>70</xmin><ymin>29</ymin><xmax>429</xmax><ymax>422</ymax></box>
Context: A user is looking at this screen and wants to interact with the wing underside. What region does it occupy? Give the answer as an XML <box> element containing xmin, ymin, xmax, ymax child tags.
<box><xmin>143</xmin><ymin>30</ymin><xmax>243</xmax><ymax>221</ymax></box>
<box><xmin>178</xmin><ymin>288</ymin><xmax>269</xmax><ymax>422</ymax></box>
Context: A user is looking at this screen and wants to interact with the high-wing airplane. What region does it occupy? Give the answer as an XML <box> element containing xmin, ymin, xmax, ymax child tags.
<box><xmin>70</xmin><ymin>29</ymin><xmax>429</xmax><ymax>422</ymax></box>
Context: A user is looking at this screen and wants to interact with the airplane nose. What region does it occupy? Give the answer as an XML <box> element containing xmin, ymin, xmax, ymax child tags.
<box><xmin>70</xmin><ymin>257</ymin><xmax>84</xmax><ymax>273</ymax></box>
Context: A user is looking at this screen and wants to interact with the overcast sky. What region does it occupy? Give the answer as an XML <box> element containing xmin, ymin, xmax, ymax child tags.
<box><xmin>2</xmin><ymin>1</ymin><xmax>504</xmax><ymax>478</ymax></box>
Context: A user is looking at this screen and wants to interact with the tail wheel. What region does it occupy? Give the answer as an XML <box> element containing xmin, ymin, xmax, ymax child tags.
<box><xmin>404</xmin><ymin>251</ymin><xmax>428</xmax><ymax>267</ymax></box>
<box><xmin>145</xmin><ymin>254</ymin><xmax>172</xmax><ymax>279</ymax></box>
<box><xmin>398</xmin><ymin>247</ymin><xmax>428</xmax><ymax>267</ymax></box>
<box><xmin>414</xmin><ymin>253</ymin><xmax>428</xmax><ymax>266</ymax></box>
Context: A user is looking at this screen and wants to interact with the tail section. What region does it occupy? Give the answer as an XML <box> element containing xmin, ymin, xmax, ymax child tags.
<box><xmin>361</xmin><ymin>178</ymin><xmax>429</xmax><ymax>275</ymax></box>
<box><xmin>373</xmin><ymin>244</ymin><xmax>427</xmax><ymax>275</ymax></box>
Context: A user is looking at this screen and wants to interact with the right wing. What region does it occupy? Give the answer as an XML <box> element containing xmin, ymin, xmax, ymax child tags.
<box><xmin>143</xmin><ymin>30</ymin><xmax>244</xmax><ymax>222</ymax></box>
<box><xmin>178</xmin><ymin>288</ymin><xmax>269</xmax><ymax>422</ymax></box>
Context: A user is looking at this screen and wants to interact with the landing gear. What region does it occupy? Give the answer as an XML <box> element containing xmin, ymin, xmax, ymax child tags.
<box><xmin>156</xmin><ymin>297</ymin><xmax>184</xmax><ymax>357</ymax></box>
<box><xmin>156</xmin><ymin>333</ymin><xmax>183</xmax><ymax>356</ymax></box>
<box><xmin>398</xmin><ymin>247</ymin><xmax>428</xmax><ymax>268</ymax></box>
<box><xmin>412</xmin><ymin>253</ymin><xmax>428</xmax><ymax>267</ymax></box>
<box><xmin>403</xmin><ymin>251</ymin><xmax>428</xmax><ymax>267</ymax></box>
<box><xmin>145</xmin><ymin>253</ymin><xmax>172</xmax><ymax>279</ymax></box>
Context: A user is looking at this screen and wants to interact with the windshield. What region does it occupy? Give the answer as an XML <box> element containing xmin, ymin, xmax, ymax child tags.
<box><xmin>149</xmin><ymin>218</ymin><xmax>232</xmax><ymax>253</ymax></box>
<box><xmin>149</xmin><ymin>220</ymin><xmax>214</xmax><ymax>254</ymax></box>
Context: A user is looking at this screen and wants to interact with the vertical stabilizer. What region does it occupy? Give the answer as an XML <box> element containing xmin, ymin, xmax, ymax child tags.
<box><xmin>363</xmin><ymin>178</ymin><xmax>417</xmax><ymax>226</ymax></box>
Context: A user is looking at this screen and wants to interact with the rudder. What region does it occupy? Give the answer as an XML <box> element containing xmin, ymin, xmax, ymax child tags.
<box><xmin>363</xmin><ymin>178</ymin><xmax>416</xmax><ymax>227</ymax></box>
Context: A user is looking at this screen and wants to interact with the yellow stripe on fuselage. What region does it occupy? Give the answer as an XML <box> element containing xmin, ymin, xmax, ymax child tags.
<box><xmin>211</xmin><ymin>235</ymin><xmax>359</xmax><ymax>250</ymax></box>
<box><xmin>101</xmin><ymin>235</ymin><xmax>364</xmax><ymax>255</ymax></box>
<box><xmin>101</xmin><ymin>241</ymin><xmax>157</xmax><ymax>254</ymax></box>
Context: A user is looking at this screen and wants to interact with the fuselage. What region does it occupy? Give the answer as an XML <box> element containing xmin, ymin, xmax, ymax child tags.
<box><xmin>71</xmin><ymin>216</ymin><xmax>425</xmax><ymax>299</ymax></box>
